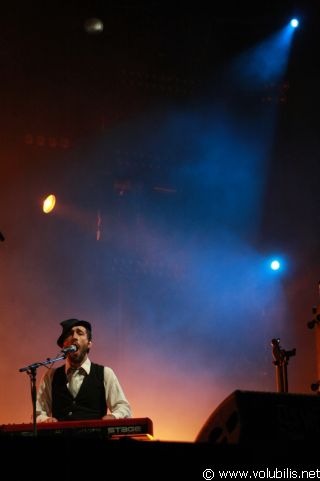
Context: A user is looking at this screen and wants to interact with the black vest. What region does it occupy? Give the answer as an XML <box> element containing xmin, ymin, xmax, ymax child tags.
<box><xmin>52</xmin><ymin>362</ymin><xmax>107</xmax><ymax>421</ymax></box>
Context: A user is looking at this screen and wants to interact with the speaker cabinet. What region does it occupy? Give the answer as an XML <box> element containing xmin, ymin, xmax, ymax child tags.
<box><xmin>196</xmin><ymin>390</ymin><xmax>320</xmax><ymax>443</ymax></box>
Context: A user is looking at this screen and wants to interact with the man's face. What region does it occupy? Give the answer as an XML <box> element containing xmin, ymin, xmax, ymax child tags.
<box><xmin>63</xmin><ymin>325</ymin><xmax>92</xmax><ymax>363</ymax></box>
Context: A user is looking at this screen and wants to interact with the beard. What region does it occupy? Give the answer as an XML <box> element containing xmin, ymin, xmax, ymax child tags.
<box><xmin>68</xmin><ymin>344</ymin><xmax>89</xmax><ymax>366</ymax></box>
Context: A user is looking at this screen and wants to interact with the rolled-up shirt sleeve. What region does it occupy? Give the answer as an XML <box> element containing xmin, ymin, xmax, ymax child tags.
<box><xmin>104</xmin><ymin>367</ymin><xmax>131</xmax><ymax>418</ymax></box>
<box><xmin>36</xmin><ymin>368</ymin><xmax>55</xmax><ymax>422</ymax></box>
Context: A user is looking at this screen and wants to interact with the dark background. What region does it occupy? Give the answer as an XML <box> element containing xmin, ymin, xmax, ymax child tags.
<box><xmin>0</xmin><ymin>1</ymin><xmax>319</xmax><ymax>440</ymax></box>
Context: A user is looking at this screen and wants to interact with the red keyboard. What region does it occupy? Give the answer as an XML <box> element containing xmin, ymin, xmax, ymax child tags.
<box><xmin>0</xmin><ymin>417</ymin><xmax>153</xmax><ymax>439</ymax></box>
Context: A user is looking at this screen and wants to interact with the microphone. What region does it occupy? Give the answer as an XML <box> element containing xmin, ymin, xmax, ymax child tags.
<box><xmin>61</xmin><ymin>344</ymin><xmax>78</xmax><ymax>354</ymax></box>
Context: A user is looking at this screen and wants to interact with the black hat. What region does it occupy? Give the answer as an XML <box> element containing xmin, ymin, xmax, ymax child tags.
<box><xmin>57</xmin><ymin>318</ymin><xmax>92</xmax><ymax>347</ymax></box>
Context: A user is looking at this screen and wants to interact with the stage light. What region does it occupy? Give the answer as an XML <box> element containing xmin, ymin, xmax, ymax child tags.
<box><xmin>84</xmin><ymin>18</ymin><xmax>104</xmax><ymax>34</ymax></box>
<box><xmin>43</xmin><ymin>194</ymin><xmax>56</xmax><ymax>214</ymax></box>
<box><xmin>290</xmin><ymin>18</ymin><xmax>299</xmax><ymax>28</ymax></box>
<box><xmin>270</xmin><ymin>260</ymin><xmax>281</xmax><ymax>271</ymax></box>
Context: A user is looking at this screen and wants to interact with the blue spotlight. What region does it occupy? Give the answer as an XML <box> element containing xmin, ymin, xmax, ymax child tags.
<box><xmin>290</xmin><ymin>18</ymin><xmax>299</xmax><ymax>28</ymax></box>
<box><xmin>270</xmin><ymin>259</ymin><xmax>281</xmax><ymax>271</ymax></box>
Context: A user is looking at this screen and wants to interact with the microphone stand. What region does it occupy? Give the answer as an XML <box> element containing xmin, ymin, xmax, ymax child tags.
<box><xmin>271</xmin><ymin>338</ymin><xmax>296</xmax><ymax>393</ymax></box>
<box><xmin>19</xmin><ymin>353</ymin><xmax>67</xmax><ymax>437</ymax></box>
<box><xmin>307</xmin><ymin>302</ymin><xmax>320</xmax><ymax>394</ymax></box>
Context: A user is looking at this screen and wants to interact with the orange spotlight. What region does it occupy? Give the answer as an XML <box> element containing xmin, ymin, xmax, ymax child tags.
<box><xmin>43</xmin><ymin>194</ymin><xmax>56</xmax><ymax>214</ymax></box>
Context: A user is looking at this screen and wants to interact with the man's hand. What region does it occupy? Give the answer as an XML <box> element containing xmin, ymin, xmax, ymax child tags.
<box><xmin>42</xmin><ymin>417</ymin><xmax>58</xmax><ymax>423</ymax></box>
<box><xmin>102</xmin><ymin>414</ymin><xmax>116</xmax><ymax>420</ymax></box>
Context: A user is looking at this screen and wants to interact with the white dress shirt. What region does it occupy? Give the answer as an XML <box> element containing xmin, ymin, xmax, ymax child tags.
<box><xmin>36</xmin><ymin>358</ymin><xmax>131</xmax><ymax>421</ymax></box>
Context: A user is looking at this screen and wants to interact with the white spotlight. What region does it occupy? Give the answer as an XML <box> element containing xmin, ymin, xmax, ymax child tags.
<box><xmin>290</xmin><ymin>18</ymin><xmax>299</xmax><ymax>28</ymax></box>
<box><xmin>270</xmin><ymin>260</ymin><xmax>280</xmax><ymax>271</ymax></box>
